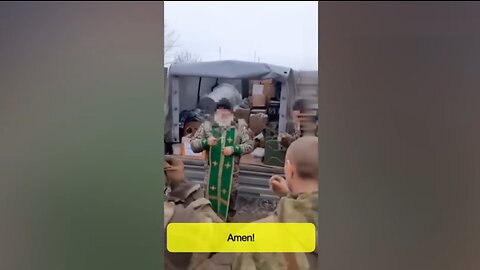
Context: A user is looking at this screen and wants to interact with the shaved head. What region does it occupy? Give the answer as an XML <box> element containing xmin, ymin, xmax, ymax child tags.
<box><xmin>286</xmin><ymin>136</ymin><xmax>318</xmax><ymax>180</ymax></box>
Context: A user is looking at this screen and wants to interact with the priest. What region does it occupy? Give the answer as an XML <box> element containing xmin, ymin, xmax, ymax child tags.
<box><xmin>190</xmin><ymin>98</ymin><xmax>254</xmax><ymax>221</ymax></box>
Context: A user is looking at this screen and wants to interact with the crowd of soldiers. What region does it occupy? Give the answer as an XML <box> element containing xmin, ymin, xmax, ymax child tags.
<box><xmin>164</xmin><ymin>97</ymin><xmax>318</xmax><ymax>270</ymax></box>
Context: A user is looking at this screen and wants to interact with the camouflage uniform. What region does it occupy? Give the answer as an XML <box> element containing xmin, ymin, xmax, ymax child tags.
<box><xmin>167</xmin><ymin>197</ymin><xmax>231</xmax><ymax>270</ymax></box>
<box><xmin>279</xmin><ymin>122</ymin><xmax>302</xmax><ymax>148</ymax></box>
<box><xmin>197</xmin><ymin>192</ymin><xmax>318</xmax><ymax>270</ymax></box>
<box><xmin>280</xmin><ymin>119</ymin><xmax>318</xmax><ymax>149</ymax></box>
<box><xmin>166</xmin><ymin>177</ymin><xmax>224</xmax><ymax>224</ymax></box>
<box><xmin>190</xmin><ymin>118</ymin><xmax>254</xmax><ymax>221</ymax></box>
<box><xmin>164</xmin><ymin>201</ymin><xmax>223</xmax><ymax>270</ymax></box>
<box><xmin>164</xmin><ymin>157</ymin><xmax>225</xmax><ymax>270</ymax></box>
<box><xmin>232</xmin><ymin>192</ymin><xmax>318</xmax><ymax>270</ymax></box>
<box><xmin>165</xmin><ymin>157</ymin><xmax>223</xmax><ymax>223</ymax></box>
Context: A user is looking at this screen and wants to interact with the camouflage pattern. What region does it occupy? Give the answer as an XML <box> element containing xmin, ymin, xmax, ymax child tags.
<box><xmin>165</xmin><ymin>155</ymin><xmax>223</xmax><ymax>222</ymax></box>
<box><xmin>164</xmin><ymin>156</ymin><xmax>225</xmax><ymax>270</ymax></box>
<box><xmin>193</xmin><ymin>253</ymin><xmax>234</xmax><ymax>270</ymax></box>
<box><xmin>164</xmin><ymin>196</ymin><xmax>225</xmax><ymax>270</ymax></box>
<box><xmin>164</xmin><ymin>202</ymin><xmax>207</xmax><ymax>270</ymax></box>
<box><xmin>232</xmin><ymin>192</ymin><xmax>318</xmax><ymax>270</ymax></box>
<box><xmin>279</xmin><ymin>122</ymin><xmax>302</xmax><ymax>148</ymax></box>
<box><xmin>166</xmin><ymin>180</ymin><xmax>223</xmax><ymax>223</ymax></box>
<box><xmin>190</xmin><ymin>118</ymin><xmax>254</xmax><ymax>220</ymax></box>
<box><xmin>164</xmin><ymin>156</ymin><xmax>222</xmax><ymax>222</ymax></box>
<box><xmin>280</xmin><ymin>118</ymin><xmax>318</xmax><ymax>149</ymax></box>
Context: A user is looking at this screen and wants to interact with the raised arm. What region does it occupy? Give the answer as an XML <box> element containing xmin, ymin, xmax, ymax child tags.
<box><xmin>190</xmin><ymin>122</ymin><xmax>209</xmax><ymax>153</ymax></box>
<box><xmin>233</xmin><ymin>124</ymin><xmax>254</xmax><ymax>155</ymax></box>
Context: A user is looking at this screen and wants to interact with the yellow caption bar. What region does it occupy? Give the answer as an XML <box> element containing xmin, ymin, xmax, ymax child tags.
<box><xmin>167</xmin><ymin>223</ymin><xmax>316</xmax><ymax>253</ymax></box>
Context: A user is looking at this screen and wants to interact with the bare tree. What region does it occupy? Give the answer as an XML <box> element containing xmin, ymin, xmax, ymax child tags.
<box><xmin>164</xmin><ymin>23</ymin><xmax>201</xmax><ymax>65</ymax></box>
<box><xmin>173</xmin><ymin>50</ymin><xmax>201</xmax><ymax>64</ymax></box>
<box><xmin>164</xmin><ymin>23</ymin><xmax>178</xmax><ymax>63</ymax></box>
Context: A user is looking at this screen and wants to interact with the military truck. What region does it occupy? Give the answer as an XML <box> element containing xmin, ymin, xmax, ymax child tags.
<box><xmin>164</xmin><ymin>60</ymin><xmax>300</xmax><ymax>214</ymax></box>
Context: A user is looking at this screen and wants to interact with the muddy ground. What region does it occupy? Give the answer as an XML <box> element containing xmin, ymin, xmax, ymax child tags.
<box><xmin>231</xmin><ymin>195</ymin><xmax>279</xmax><ymax>222</ymax></box>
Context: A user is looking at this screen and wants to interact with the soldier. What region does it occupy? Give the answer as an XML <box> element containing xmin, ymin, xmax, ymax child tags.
<box><xmin>164</xmin><ymin>156</ymin><xmax>223</xmax><ymax>223</ymax></box>
<box><xmin>232</xmin><ymin>136</ymin><xmax>319</xmax><ymax>270</ymax></box>
<box><xmin>278</xmin><ymin>98</ymin><xmax>318</xmax><ymax>148</ymax></box>
<box><xmin>164</xmin><ymin>201</ymin><xmax>220</xmax><ymax>270</ymax></box>
<box><xmin>164</xmin><ymin>156</ymin><xmax>201</xmax><ymax>204</ymax></box>
<box><xmin>164</xmin><ymin>157</ymin><xmax>224</xmax><ymax>270</ymax></box>
<box><xmin>190</xmin><ymin>98</ymin><xmax>254</xmax><ymax>221</ymax></box>
<box><xmin>164</xmin><ymin>201</ymin><xmax>198</xmax><ymax>270</ymax></box>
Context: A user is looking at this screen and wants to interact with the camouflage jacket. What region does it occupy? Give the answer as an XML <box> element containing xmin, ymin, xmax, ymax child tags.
<box><xmin>232</xmin><ymin>192</ymin><xmax>318</xmax><ymax>270</ymax></box>
<box><xmin>194</xmin><ymin>192</ymin><xmax>318</xmax><ymax>270</ymax></box>
<box><xmin>279</xmin><ymin>123</ymin><xmax>302</xmax><ymax>148</ymax></box>
<box><xmin>164</xmin><ymin>201</ymin><xmax>202</xmax><ymax>270</ymax></box>
<box><xmin>190</xmin><ymin>118</ymin><xmax>254</xmax><ymax>165</ymax></box>
<box><xmin>280</xmin><ymin>122</ymin><xmax>318</xmax><ymax>148</ymax></box>
<box><xmin>164</xmin><ymin>199</ymin><xmax>224</xmax><ymax>270</ymax></box>
<box><xmin>166</xmin><ymin>180</ymin><xmax>223</xmax><ymax>223</ymax></box>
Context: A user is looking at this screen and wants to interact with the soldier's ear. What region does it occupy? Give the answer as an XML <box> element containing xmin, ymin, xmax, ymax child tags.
<box><xmin>285</xmin><ymin>159</ymin><xmax>293</xmax><ymax>177</ymax></box>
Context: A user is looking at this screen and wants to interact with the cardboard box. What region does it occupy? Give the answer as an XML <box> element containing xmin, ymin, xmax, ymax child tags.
<box><xmin>251</xmin><ymin>82</ymin><xmax>275</xmax><ymax>106</ymax></box>
<box><xmin>180</xmin><ymin>136</ymin><xmax>205</xmax><ymax>160</ymax></box>
<box><xmin>251</xmin><ymin>108</ymin><xmax>267</xmax><ymax>114</ymax></box>
<box><xmin>251</xmin><ymin>79</ymin><xmax>274</xmax><ymax>85</ymax></box>
<box><xmin>251</xmin><ymin>83</ymin><xmax>266</xmax><ymax>107</ymax></box>
<box><xmin>261</xmin><ymin>79</ymin><xmax>274</xmax><ymax>84</ymax></box>
<box><xmin>251</xmin><ymin>94</ymin><xmax>266</xmax><ymax>107</ymax></box>
<box><xmin>249</xmin><ymin>113</ymin><xmax>268</xmax><ymax>136</ymax></box>
<box><xmin>252</xmin><ymin>83</ymin><xmax>264</xmax><ymax>95</ymax></box>
<box><xmin>263</xmin><ymin>83</ymin><xmax>275</xmax><ymax>104</ymax></box>
<box><xmin>234</xmin><ymin>107</ymin><xmax>251</xmax><ymax>124</ymax></box>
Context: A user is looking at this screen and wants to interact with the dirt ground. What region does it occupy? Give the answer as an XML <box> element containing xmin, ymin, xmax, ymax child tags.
<box><xmin>231</xmin><ymin>195</ymin><xmax>279</xmax><ymax>222</ymax></box>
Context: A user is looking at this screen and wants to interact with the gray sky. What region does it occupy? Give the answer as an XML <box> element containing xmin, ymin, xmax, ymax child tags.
<box><xmin>165</xmin><ymin>1</ymin><xmax>318</xmax><ymax>70</ymax></box>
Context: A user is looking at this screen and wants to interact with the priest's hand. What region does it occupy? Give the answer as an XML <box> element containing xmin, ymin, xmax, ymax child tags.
<box><xmin>207</xmin><ymin>136</ymin><xmax>218</xmax><ymax>146</ymax></box>
<box><xmin>269</xmin><ymin>175</ymin><xmax>289</xmax><ymax>197</ymax></box>
<box><xmin>222</xmin><ymin>146</ymin><xmax>234</xmax><ymax>157</ymax></box>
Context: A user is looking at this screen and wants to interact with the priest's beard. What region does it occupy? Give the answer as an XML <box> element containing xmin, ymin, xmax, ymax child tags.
<box><xmin>214</xmin><ymin>113</ymin><xmax>234</xmax><ymax>127</ymax></box>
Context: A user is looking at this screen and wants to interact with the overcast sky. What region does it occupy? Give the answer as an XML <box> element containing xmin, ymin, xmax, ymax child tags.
<box><xmin>165</xmin><ymin>1</ymin><xmax>318</xmax><ymax>70</ymax></box>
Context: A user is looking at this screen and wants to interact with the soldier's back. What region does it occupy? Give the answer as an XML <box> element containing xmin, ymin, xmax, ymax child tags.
<box><xmin>232</xmin><ymin>192</ymin><xmax>318</xmax><ymax>270</ymax></box>
<box><xmin>164</xmin><ymin>200</ymin><xmax>223</xmax><ymax>270</ymax></box>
